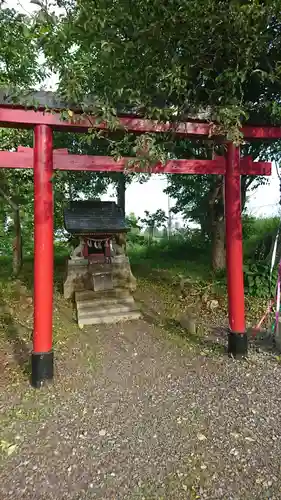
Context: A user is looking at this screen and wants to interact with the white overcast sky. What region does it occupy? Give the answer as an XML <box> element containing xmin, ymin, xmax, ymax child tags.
<box><xmin>4</xmin><ymin>0</ymin><xmax>281</xmax><ymax>220</ymax></box>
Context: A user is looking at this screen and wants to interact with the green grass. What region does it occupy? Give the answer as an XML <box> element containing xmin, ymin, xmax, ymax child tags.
<box><xmin>128</xmin><ymin>235</ymin><xmax>211</xmax><ymax>282</ymax></box>
<box><xmin>0</xmin><ymin>252</ymin><xmax>82</xmax><ymax>383</ymax></box>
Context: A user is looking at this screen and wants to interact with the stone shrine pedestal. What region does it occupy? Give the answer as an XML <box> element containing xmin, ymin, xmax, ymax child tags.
<box><xmin>63</xmin><ymin>255</ymin><xmax>140</xmax><ymax>327</ymax></box>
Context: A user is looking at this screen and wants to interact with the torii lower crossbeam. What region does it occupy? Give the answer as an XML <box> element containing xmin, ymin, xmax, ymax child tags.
<box><xmin>0</xmin><ymin>147</ymin><xmax>271</xmax><ymax>175</ymax></box>
<box><xmin>0</xmin><ymin>123</ymin><xmax>272</xmax><ymax>387</ymax></box>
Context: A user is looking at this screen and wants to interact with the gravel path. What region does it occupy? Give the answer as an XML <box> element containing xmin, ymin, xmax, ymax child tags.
<box><xmin>1</xmin><ymin>319</ymin><xmax>281</xmax><ymax>499</ymax></box>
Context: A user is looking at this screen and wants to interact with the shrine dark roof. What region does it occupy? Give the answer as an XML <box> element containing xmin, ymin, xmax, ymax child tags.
<box><xmin>64</xmin><ymin>200</ymin><xmax>129</xmax><ymax>234</ymax></box>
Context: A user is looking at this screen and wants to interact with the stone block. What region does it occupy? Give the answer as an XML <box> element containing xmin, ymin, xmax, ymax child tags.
<box><xmin>68</xmin><ymin>258</ymin><xmax>88</xmax><ymax>267</ymax></box>
<box><xmin>63</xmin><ymin>259</ymin><xmax>91</xmax><ymax>300</ymax></box>
<box><xmin>178</xmin><ymin>313</ymin><xmax>196</xmax><ymax>334</ymax></box>
<box><xmin>92</xmin><ymin>272</ymin><xmax>113</xmax><ymax>291</ymax></box>
<box><xmin>89</xmin><ymin>262</ymin><xmax>112</xmax><ymax>275</ymax></box>
<box><xmin>111</xmin><ymin>255</ymin><xmax>129</xmax><ymax>265</ymax></box>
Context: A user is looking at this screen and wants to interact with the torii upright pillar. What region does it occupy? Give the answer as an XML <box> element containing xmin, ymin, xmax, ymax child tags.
<box><xmin>225</xmin><ymin>143</ymin><xmax>247</xmax><ymax>356</ymax></box>
<box><xmin>32</xmin><ymin>124</ymin><xmax>54</xmax><ymax>387</ymax></box>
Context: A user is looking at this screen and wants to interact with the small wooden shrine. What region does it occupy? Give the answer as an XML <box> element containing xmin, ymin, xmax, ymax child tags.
<box><xmin>63</xmin><ymin>200</ymin><xmax>140</xmax><ymax>327</ymax></box>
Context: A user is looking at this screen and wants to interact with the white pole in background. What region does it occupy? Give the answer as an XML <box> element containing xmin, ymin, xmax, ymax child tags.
<box><xmin>167</xmin><ymin>177</ymin><xmax>172</xmax><ymax>239</ymax></box>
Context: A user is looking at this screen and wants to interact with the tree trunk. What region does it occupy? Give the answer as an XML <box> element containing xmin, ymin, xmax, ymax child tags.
<box><xmin>148</xmin><ymin>225</ymin><xmax>154</xmax><ymax>244</ymax></box>
<box><xmin>209</xmin><ymin>174</ymin><xmax>251</xmax><ymax>272</ymax></box>
<box><xmin>241</xmin><ymin>175</ymin><xmax>253</xmax><ymax>210</ymax></box>
<box><xmin>206</xmin><ymin>176</ymin><xmax>225</xmax><ymax>271</ymax></box>
<box><xmin>12</xmin><ymin>208</ymin><xmax>23</xmax><ymax>276</ymax></box>
<box><xmin>68</xmin><ymin>178</ymin><xmax>74</xmax><ymax>200</ymax></box>
<box><xmin>211</xmin><ymin>217</ymin><xmax>225</xmax><ymax>271</ymax></box>
<box><xmin>0</xmin><ymin>186</ymin><xmax>23</xmax><ymax>276</ymax></box>
<box><xmin>117</xmin><ymin>174</ymin><xmax>126</xmax><ymax>215</ymax></box>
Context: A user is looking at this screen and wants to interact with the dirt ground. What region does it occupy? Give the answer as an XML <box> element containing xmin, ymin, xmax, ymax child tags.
<box><xmin>1</xmin><ymin>267</ymin><xmax>281</xmax><ymax>499</ymax></box>
<box><xmin>1</xmin><ymin>310</ymin><xmax>281</xmax><ymax>499</ymax></box>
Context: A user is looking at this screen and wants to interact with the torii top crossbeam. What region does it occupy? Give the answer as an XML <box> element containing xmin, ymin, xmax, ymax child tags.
<box><xmin>0</xmin><ymin>88</ymin><xmax>276</xmax><ymax>388</ymax></box>
<box><xmin>0</xmin><ymin>88</ymin><xmax>281</xmax><ymax>139</ymax></box>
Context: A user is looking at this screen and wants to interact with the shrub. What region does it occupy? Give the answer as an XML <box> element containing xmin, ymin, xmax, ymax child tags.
<box><xmin>127</xmin><ymin>228</ymin><xmax>211</xmax><ymax>267</ymax></box>
<box><xmin>244</xmin><ymin>260</ymin><xmax>277</xmax><ymax>298</ymax></box>
<box><xmin>243</xmin><ymin>215</ymin><xmax>280</xmax><ymax>261</ymax></box>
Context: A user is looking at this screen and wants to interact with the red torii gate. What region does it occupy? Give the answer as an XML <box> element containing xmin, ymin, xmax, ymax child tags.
<box><xmin>0</xmin><ymin>92</ymin><xmax>277</xmax><ymax>388</ymax></box>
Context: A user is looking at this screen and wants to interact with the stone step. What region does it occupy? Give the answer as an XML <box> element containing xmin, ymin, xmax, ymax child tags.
<box><xmin>77</xmin><ymin>295</ymin><xmax>135</xmax><ymax>310</ymax></box>
<box><xmin>78</xmin><ymin>310</ymin><xmax>141</xmax><ymax>328</ymax></box>
<box><xmin>75</xmin><ymin>289</ymin><xmax>131</xmax><ymax>302</ymax></box>
<box><xmin>77</xmin><ymin>302</ymin><xmax>139</xmax><ymax>319</ymax></box>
